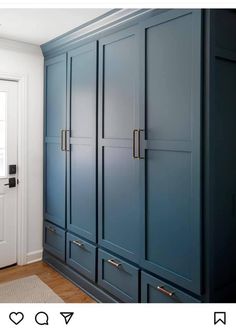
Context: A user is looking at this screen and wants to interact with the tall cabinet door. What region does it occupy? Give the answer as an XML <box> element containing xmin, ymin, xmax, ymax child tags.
<box><xmin>98</xmin><ymin>27</ymin><xmax>140</xmax><ymax>262</ymax></box>
<box><xmin>140</xmin><ymin>10</ymin><xmax>202</xmax><ymax>294</ymax></box>
<box><xmin>45</xmin><ymin>54</ymin><xmax>67</xmax><ymax>228</ymax></box>
<box><xmin>67</xmin><ymin>42</ymin><xmax>97</xmax><ymax>242</ymax></box>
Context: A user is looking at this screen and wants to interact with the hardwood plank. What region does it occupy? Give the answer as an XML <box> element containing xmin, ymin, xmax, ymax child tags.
<box><xmin>0</xmin><ymin>261</ymin><xmax>95</xmax><ymax>303</ymax></box>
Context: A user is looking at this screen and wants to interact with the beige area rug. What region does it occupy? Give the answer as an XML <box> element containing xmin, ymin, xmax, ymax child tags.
<box><xmin>0</xmin><ymin>275</ymin><xmax>64</xmax><ymax>303</ymax></box>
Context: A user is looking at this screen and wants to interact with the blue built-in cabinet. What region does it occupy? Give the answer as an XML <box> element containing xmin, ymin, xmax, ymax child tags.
<box><xmin>98</xmin><ymin>26</ymin><xmax>140</xmax><ymax>263</ymax></box>
<box><xmin>42</xmin><ymin>9</ymin><xmax>236</xmax><ymax>303</ymax></box>
<box><xmin>67</xmin><ymin>42</ymin><xmax>97</xmax><ymax>243</ymax></box>
<box><xmin>44</xmin><ymin>54</ymin><xmax>67</xmax><ymax>229</ymax></box>
<box><xmin>139</xmin><ymin>10</ymin><xmax>201</xmax><ymax>295</ymax></box>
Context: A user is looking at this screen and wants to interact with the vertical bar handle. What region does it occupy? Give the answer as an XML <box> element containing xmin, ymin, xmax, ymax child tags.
<box><xmin>132</xmin><ymin>129</ymin><xmax>138</xmax><ymax>159</ymax></box>
<box><xmin>66</xmin><ymin>130</ymin><xmax>70</xmax><ymax>151</ymax></box>
<box><xmin>138</xmin><ymin>129</ymin><xmax>144</xmax><ymax>159</ymax></box>
<box><xmin>61</xmin><ymin>129</ymin><xmax>66</xmax><ymax>151</ymax></box>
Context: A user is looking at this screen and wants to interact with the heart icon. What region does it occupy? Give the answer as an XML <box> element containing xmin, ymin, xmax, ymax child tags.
<box><xmin>9</xmin><ymin>312</ymin><xmax>24</xmax><ymax>325</ymax></box>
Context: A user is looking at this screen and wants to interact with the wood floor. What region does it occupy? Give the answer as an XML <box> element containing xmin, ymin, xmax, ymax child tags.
<box><xmin>0</xmin><ymin>261</ymin><xmax>95</xmax><ymax>303</ymax></box>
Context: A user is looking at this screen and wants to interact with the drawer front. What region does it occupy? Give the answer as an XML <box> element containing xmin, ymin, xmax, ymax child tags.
<box><xmin>44</xmin><ymin>221</ymin><xmax>65</xmax><ymax>261</ymax></box>
<box><xmin>66</xmin><ymin>233</ymin><xmax>96</xmax><ymax>282</ymax></box>
<box><xmin>98</xmin><ymin>249</ymin><xmax>139</xmax><ymax>303</ymax></box>
<box><xmin>141</xmin><ymin>272</ymin><xmax>200</xmax><ymax>303</ymax></box>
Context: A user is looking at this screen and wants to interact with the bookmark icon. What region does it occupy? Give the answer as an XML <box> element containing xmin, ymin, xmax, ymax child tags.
<box><xmin>214</xmin><ymin>312</ymin><xmax>226</xmax><ymax>325</ymax></box>
<box><xmin>60</xmin><ymin>312</ymin><xmax>74</xmax><ymax>325</ymax></box>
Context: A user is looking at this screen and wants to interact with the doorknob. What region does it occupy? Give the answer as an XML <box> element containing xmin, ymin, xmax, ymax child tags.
<box><xmin>4</xmin><ymin>177</ymin><xmax>16</xmax><ymax>188</ymax></box>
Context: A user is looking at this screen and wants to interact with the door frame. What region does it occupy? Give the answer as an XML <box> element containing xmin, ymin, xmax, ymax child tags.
<box><xmin>0</xmin><ymin>72</ymin><xmax>28</xmax><ymax>265</ymax></box>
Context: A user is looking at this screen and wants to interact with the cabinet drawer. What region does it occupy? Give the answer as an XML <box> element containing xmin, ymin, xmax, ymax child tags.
<box><xmin>44</xmin><ymin>221</ymin><xmax>65</xmax><ymax>261</ymax></box>
<box><xmin>66</xmin><ymin>233</ymin><xmax>96</xmax><ymax>282</ymax></box>
<box><xmin>141</xmin><ymin>272</ymin><xmax>200</xmax><ymax>303</ymax></box>
<box><xmin>98</xmin><ymin>249</ymin><xmax>139</xmax><ymax>303</ymax></box>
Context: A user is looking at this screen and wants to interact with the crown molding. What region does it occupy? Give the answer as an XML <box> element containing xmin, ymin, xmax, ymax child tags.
<box><xmin>41</xmin><ymin>9</ymin><xmax>156</xmax><ymax>56</ymax></box>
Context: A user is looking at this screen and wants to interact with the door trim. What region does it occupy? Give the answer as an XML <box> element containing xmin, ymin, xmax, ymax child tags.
<box><xmin>0</xmin><ymin>72</ymin><xmax>28</xmax><ymax>265</ymax></box>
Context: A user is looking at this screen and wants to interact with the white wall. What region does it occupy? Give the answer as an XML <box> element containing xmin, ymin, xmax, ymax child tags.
<box><xmin>0</xmin><ymin>38</ymin><xmax>44</xmax><ymax>263</ymax></box>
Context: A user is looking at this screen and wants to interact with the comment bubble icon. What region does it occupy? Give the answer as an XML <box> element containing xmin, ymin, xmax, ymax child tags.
<box><xmin>35</xmin><ymin>312</ymin><xmax>49</xmax><ymax>325</ymax></box>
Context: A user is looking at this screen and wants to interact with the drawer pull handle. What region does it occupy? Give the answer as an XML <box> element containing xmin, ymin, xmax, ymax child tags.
<box><xmin>107</xmin><ymin>259</ymin><xmax>121</xmax><ymax>268</ymax></box>
<box><xmin>46</xmin><ymin>226</ymin><xmax>56</xmax><ymax>233</ymax></box>
<box><xmin>72</xmin><ymin>240</ymin><xmax>84</xmax><ymax>248</ymax></box>
<box><xmin>157</xmin><ymin>286</ymin><xmax>174</xmax><ymax>297</ymax></box>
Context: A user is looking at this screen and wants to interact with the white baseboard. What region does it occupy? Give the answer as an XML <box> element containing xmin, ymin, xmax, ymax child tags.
<box><xmin>26</xmin><ymin>250</ymin><xmax>43</xmax><ymax>264</ymax></box>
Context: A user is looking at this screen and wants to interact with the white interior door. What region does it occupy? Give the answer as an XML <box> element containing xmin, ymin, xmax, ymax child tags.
<box><xmin>0</xmin><ymin>80</ymin><xmax>18</xmax><ymax>268</ymax></box>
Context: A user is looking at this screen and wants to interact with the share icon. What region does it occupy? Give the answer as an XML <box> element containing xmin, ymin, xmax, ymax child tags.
<box><xmin>60</xmin><ymin>312</ymin><xmax>74</xmax><ymax>325</ymax></box>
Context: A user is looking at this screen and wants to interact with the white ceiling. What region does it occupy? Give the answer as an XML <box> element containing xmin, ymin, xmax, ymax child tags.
<box><xmin>0</xmin><ymin>9</ymin><xmax>111</xmax><ymax>45</ymax></box>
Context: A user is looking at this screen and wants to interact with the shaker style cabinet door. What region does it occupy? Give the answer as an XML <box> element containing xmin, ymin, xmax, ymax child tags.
<box><xmin>44</xmin><ymin>54</ymin><xmax>67</xmax><ymax>228</ymax></box>
<box><xmin>139</xmin><ymin>10</ymin><xmax>202</xmax><ymax>294</ymax></box>
<box><xmin>98</xmin><ymin>27</ymin><xmax>140</xmax><ymax>262</ymax></box>
<box><xmin>67</xmin><ymin>42</ymin><xmax>97</xmax><ymax>242</ymax></box>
